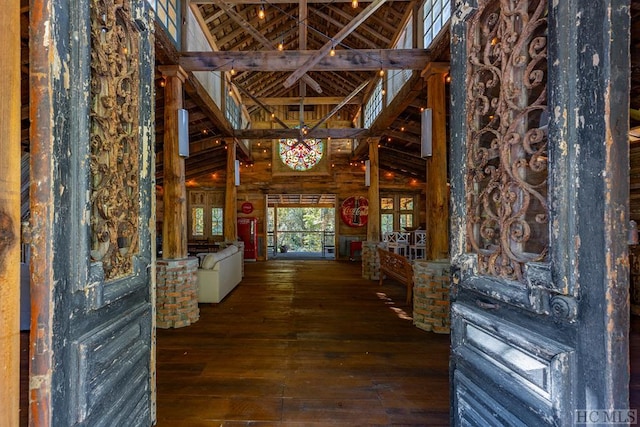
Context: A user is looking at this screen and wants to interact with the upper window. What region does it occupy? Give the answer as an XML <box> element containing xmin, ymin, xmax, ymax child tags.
<box><xmin>147</xmin><ymin>0</ymin><xmax>180</xmax><ymax>44</ymax></box>
<box><xmin>423</xmin><ymin>0</ymin><xmax>451</xmax><ymax>48</ymax></box>
<box><xmin>364</xmin><ymin>80</ymin><xmax>384</xmax><ymax>128</ymax></box>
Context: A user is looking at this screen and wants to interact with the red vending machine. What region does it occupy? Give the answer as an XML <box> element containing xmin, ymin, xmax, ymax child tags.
<box><xmin>237</xmin><ymin>217</ymin><xmax>257</xmax><ymax>261</ymax></box>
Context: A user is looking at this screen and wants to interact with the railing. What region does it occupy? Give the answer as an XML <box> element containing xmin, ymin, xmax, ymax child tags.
<box><xmin>268</xmin><ymin>230</ymin><xmax>335</xmax><ymax>255</ymax></box>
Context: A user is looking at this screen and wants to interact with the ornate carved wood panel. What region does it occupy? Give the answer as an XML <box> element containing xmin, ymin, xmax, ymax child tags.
<box><xmin>465</xmin><ymin>0</ymin><xmax>548</xmax><ymax>282</ymax></box>
<box><xmin>90</xmin><ymin>0</ymin><xmax>140</xmax><ymax>280</ymax></box>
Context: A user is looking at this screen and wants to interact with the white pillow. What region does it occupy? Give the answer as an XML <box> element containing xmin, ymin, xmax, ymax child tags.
<box><xmin>201</xmin><ymin>253</ymin><xmax>219</xmax><ymax>269</ymax></box>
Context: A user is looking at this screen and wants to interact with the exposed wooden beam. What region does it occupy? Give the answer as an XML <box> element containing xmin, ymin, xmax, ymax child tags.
<box><xmin>210</xmin><ymin>0</ymin><xmax>322</xmax><ymax>93</ymax></box>
<box><xmin>311</xmin><ymin>8</ymin><xmax>380</xmax><ymax>49</ymax></box>
<box><xmin>383</xmin><ymin>129</ymin><xmax>420</xmax><ymax>145</ymax></box>
<box><xmin>308</xmin><ymin>80</ymin><xmax>369</xmax><ymax>133</ymax></box>
<box><xmin>192</xmin><ymin>0</ymin><xmax>410</xmax><ymax>2</ymax></box>
<box><xmin>243</xmin><ymin>96</ymin><xmax>363</xmax><ymax>106</ymax></box>
<box><xmin>183</xmin><ymin>73</ymin><xmax>252</xmax><ymax>159</ymax></box>
<box><xmin>284</xmin><ymin>0</ymin><xmax>388</xmax><ymax>88</ymax></box>
<box><xmin>180</xmin><ymin>49</ymin><xmax>431</xmax><ymax>72</ymax></box>
<box><xmin>233</xmin><ymin>127</ymin><xmax>370</xmax><ymax>139</ymax></box>
<box><xmin>234</xmin><ymin>83</ymin><xmax>290</xmax><ymax>129</ymax></box>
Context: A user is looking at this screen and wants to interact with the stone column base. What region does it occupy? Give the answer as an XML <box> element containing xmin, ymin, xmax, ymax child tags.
<box><xmin>413</xmin><ymin>259</ymin><xmax>451</xmax><ymax>334</ymax></box>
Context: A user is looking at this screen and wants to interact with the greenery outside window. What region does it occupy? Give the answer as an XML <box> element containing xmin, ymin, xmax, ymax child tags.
<box><xmin>380</xmin><ymin>194</ymin><xmax>418</xmax><ymax>233</ymax></box>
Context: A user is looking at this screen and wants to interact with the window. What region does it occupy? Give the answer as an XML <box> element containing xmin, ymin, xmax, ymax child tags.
<box><xmin>188</xmin><ymin>191</ymin><xmax>224</xmax><ymax>241</ymax></box>
<box><xmin>147</xmin><ymin>0</ymin><xmax>180</xmax><ymax>44</ymax></box>
<box><xmin>423</xmin><ymin>0</ymin><xmax>451</xmax><ymax>48</ymax></box>
<box><xmin>364</xmin><ymin>80</ymin><xmax>383</xmax><ymax>128</ymax></box>
<box><xmin>211</xmin><ymin>207</ymin><xmax>223</xmax><ymax>235</ymax></box>
<box><xmin>380</xmin><ymin>194</ymin><xmax>418</xmax><ymax>232</ymax></box>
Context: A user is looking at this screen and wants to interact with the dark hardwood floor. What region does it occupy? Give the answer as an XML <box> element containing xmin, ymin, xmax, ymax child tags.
<box><xmin>19</xmin><ymin>259</ymin><xmax>640</xmax><ymax>425</ymax></box>
<box><xmin>156</xmin><ymin>260</ymin><xmax>451</xmax><ymax>426</ymax></box>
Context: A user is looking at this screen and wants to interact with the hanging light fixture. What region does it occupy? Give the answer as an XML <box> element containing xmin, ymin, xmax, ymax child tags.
<box><xmin>329</xmin><ymin>42</ymin><xmax>336</xmax><ymax>56</ymax></box>
<box><xmin>258</xmin><ymin>4</ymin><xmax>265</xmax><ymax>19</ymax></box>
<box><xmin>351</xmin><ymin>0</ymin><xmax>358</xmax><ymax>8</ymax></box>
<box><xmin>379</xmin><ymin>68</ymin><xmax>385</xmax><ymax>77</ymax></box>
<box><xmin>277</xmin><ymin>39</ymin><xmax>284</xmax><ymax>51</ymax></box>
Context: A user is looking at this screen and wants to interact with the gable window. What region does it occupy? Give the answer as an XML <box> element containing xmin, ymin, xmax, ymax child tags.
<box><xmin>381</xmin><ymin>194</ymin><xmax>418</xmax><ymax>234</ymax></box>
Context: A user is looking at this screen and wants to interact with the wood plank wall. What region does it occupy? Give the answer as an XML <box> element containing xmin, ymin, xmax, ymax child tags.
<box><xmin>179</xmin><ymin>137</ymin><xmax>425</xmax><ymax>260</ymax></box>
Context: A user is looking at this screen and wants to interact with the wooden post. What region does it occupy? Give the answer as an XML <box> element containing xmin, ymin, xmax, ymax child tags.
<box><xmin>425</xmin><ymin>67</ymin><xmax>449</xmax><ymax>260</ymax></box>
<box><xmin>0</xmin><ymin>0</ymin><xmax>21</xmax><ymax>424</ymax></box>
<box><xmin>367</xmin><ymin>141</ymin><xmax>380</xmax><ymax>242</ymax></box>
<box><xmin>159</xmin><ymin>66</ymin><xmax>188</xmax><ymax>259</ymax></box>
<box><xmin>224</xmin><ymin>140</ymin><xmax>238</xmax><ymax>241</ymax></box>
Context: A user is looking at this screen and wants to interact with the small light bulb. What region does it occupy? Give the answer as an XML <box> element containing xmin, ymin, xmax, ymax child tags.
<box><xmin>330</xmin><ymin>47</ymin><xmax>336</xmax><ymax>57</ymax></box>
<box><xmin>379</xmin><ymin>69</ymin><xmax>385</xmax><ymax>77</ymax></box>
<box><xmin>230</xmin><ymin>68</ymin><xmax>236</xmax><ymax>76</ymax></box>
<box><xmin>278</xmin><ymin>41</ymin><xmax>284</xmax><ymax>51</ymax></box>
<box><xmin>258</xmin><ymin>5</ymin><xmax>265</xmax><ymax>19</ymax></box>
<box><xmin>351</xmin><ymin>0</ymin><xmax>358</xmax><ymax>8</ymax></box>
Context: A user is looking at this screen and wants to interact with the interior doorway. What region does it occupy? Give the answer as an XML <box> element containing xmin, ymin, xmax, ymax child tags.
<box><xmin>266</xmin><ymin>194</ymin><xmax>336</xmax><ymax>259</ymax></box>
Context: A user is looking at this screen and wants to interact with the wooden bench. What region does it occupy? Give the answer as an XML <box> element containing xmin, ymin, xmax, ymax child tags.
<box><xmin>377</xmin><ymin>247</ymin><xmax>414</xmax><ymax>305</ymax></box>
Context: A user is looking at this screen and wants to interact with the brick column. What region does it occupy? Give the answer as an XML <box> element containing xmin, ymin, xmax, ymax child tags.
<box><xmin>413</xmin><ymin>259</ymin><xmax>450</xmax><ymax>333</ymax></box>
<box><xmin>156</xmin><ymin>258</ymin><xmax>199</xmax><ymax>328</ymax></box>
<box><xmin>362</xmin><ymin>241</ymin><xmax>381</xmax><ymax>280</ymax></box>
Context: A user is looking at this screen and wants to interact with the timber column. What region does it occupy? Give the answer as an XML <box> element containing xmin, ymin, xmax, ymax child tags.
<box><xmin>156</xmin><ymin>65</ymin><xmax>198</xmax><ymax>329</ymax></box>
<box><xmin>363</xmin><ymin>140</ymin><xmax>381</xmax><ymax>280</ymax></box>
<box><xmin>424</xmin><ymin>64</ymin><xmax>450</xmax><ymax>260</ymax></box>
<box><xmin>0</xmin><ymin>0</ymin><xmax>20</xmax><ymax>423</ymax></box>
<box><xmin>367</xmin><ymin>141</ymin><xmax>380</xmax><ymax>242</ymax></box>
<box><xmin>224</xmin><ymin>139</ymin><xmax>238</xmax><ymax>242</ymax></box>
<box><xmin>159</xmin><ymin>65</ymin><xmax>188</xmax><ymax>259</ymax></box>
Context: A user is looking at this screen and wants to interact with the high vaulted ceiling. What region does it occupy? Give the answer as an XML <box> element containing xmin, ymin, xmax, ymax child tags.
<box><xmin>154</xmin><ymin>0</ymin><xmax>452</xmax><ymax>183</ymax></box>
<box><xmin>192</xmin><ymin>0</ymin><xmax>415</xmax><ymax>103</ymax></box>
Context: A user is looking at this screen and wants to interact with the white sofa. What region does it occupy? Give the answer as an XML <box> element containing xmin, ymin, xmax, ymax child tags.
<box><xmin>196</xmin><ymin>245</ymin><xmax>243</xmax><ymax>303</ymax></box>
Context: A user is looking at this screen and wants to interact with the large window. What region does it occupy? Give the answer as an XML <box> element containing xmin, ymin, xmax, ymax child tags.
<box><xmin>381</xmin><ymin>194</ymin><xmax>418</xmax><ymax>234</ymax></box>
<box><xmin>188</xmin><ymin>191</ymin><xmax>224</xmax><ymax>241</ymax></box>
<box><xmin>423</xmin><ymin>0</ymin><xmax>451</xmax><ymax>48</ymax></box>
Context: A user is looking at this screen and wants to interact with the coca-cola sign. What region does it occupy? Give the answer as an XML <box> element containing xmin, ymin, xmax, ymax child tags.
<box><xmin>340</xmin><ymin>196</ymin><xmax>369</xmax><ymax>227</ymax></box>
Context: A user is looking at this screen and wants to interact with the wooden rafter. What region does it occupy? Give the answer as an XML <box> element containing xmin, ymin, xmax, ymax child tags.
<box><xmin>243</xmin><ymin>96</ymin><xmax>363</xmax><ymax>106</ymax></box>
<box><xmin>211</xmin><ymin>0</ymin><xmax>323</xmax><ymax>93</ymax></box>
<box><xmin>193</xmin><ymin>0</ymin><xmax>408</xmax><ymax>2</ymax></box>
<box><xmin>308</xmin><ymin>80</ymin><xmax>369</xmax><ymax>132</ymax></box>
<box><xmin>284</xmin><ymin>0</ymin><xmax>388</xmax><ymax>88</ymax></box>
<box><xmin>232</xmin><ymin>127</ymin><xmax>370</xmax><ymax>139</ymax></box>
<box><xmin>233</xmin><ymin>83</ymin><xmax>290</xmax><ymax>129</ymax></box>
<box><xmin>179</xmin><ymin>49</ymin><xmax>431</xmax><ymax>72</ymax></box>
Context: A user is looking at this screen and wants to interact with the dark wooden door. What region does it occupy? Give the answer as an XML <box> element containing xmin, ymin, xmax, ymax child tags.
<box><xmin>449</xmin><ymin>0</ymin><xmax>630</xmax><ymax>425</ymax></box>
<box><xmin>29</xmin><ymin>0</ymin><xmax>155</xmax><ymax>424</ymax></box>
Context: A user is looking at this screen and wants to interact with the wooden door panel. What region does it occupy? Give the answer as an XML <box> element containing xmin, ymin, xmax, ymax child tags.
<box><xmin>29</xmin><ymin>0</ymin><xmax>155</xmax><ymax>424</ymax></box>
<box><xmin>70</xmin><ymin>304</ymin><xmax>151</xmax><ymax>425</ymax></box>
<box><xmin>449</xmin><ymin>0</ymin><xmax>630</xmax><ymax>424</ymax></box>
<box><xmin>451</xmin><ymin>302</ymin><xmax>573</xmax><ymax>424</ymax></box>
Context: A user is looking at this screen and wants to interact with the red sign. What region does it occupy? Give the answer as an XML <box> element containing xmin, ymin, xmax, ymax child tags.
<box><xmin>241</xmin><ymin>202</ymin><xmax>254</xmax><ymax>214</ymax></box>
<box><xmin>340</xmin><ymin>196</ymin><xmax>368</xmax><ymax>227</ymax></box>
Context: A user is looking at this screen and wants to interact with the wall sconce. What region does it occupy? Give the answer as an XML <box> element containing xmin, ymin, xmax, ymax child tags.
<box><xmin>178</xmin><ymin>108</ymin><xmax>189</xmax><ymax>158</ymax></box>
<box><xmin>365</xmin><ymin>159</ymin><xmax>370</xmax><ymax>187</ymax></box>
<box><xmin>235</xmin><ymin>159</ymin><xmax>240</xmax><ymax>186</ymax></box>
<box><xmin>421</xmin><ymin>108</ymin><xmax>432</xmax><ymax>158</ymax></box>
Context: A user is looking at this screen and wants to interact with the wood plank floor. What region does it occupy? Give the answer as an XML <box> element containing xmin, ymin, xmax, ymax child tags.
<box><xmin>19</xmin><ymin>259</ymin><xmax>640</xmax><ymax>425</ymax></box>
<box><xmin>155</xmin><ymin>260</ymin><xmax>451</xmax><ymax>426</ymax></box>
